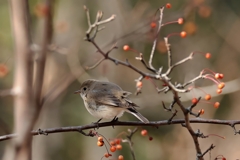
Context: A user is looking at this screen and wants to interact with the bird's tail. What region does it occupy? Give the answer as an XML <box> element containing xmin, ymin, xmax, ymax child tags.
<box><xmin>127</xmin><ymin>108</ymin><xmax>149</xmax><ymax>123</ymax></box>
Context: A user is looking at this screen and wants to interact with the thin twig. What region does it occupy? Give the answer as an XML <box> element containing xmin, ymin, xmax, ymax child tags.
<box><xmin>149</xmin><ymin>7</ymin><xmax>164</xmax><ymax>70</ymax></box>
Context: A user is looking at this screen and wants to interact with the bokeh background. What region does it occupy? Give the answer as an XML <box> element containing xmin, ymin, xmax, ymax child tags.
<box><xmin>1</xmin><ymin>0</ymin><xmax>240</xmax><ymax>159</ymax></box>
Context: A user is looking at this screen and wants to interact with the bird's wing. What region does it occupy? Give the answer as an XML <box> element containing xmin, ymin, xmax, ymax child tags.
<box><xmin>88</xmin><ymin>89</ymin><xmax>131</xmax><ymax>108</ymax></box>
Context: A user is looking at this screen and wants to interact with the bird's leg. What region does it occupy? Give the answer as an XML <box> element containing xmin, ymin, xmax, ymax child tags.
<box><xmin>111</xmin><ymin>116</ymin><xmax>118</xmax><ymax>122</ymax></box>
<box><xmin>96</xmin><ymin>118</ymin><xmax>103</xmax><ymax>123</ymax></box>
<box><xmin>110</xmin><ymin>117</ymin><xmax>118</xmax><ymax>129</ymax></box>
<box><xmin>92</xmin><ymin>118</ymin><xmax>102</xmax><ymax>130</ymax></box>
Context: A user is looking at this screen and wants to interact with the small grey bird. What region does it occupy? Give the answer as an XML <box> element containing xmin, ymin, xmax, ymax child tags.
<box><xmin>74</xmin><ymin>79</ymin><xmax>149</xmax><ymax>123</ymax></box>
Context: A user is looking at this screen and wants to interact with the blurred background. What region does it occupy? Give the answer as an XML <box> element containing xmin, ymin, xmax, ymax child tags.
<box><xmin>1</xmin><ymin>0</ymin><xmax>240</xmax><ymax>159</ymax></box>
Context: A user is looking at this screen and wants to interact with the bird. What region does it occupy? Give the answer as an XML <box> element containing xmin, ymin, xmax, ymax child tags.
<box><xmin>74</xmin><ymin>79</ymin><xmax>149</xmax><ymax>123</ymax></box>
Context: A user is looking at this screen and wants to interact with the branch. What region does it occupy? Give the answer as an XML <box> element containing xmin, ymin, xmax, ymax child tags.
<box><xmin>149</xmin><ymin>7</ymin><xmax>164</xmax><ymax>70</ymax></box>
<box><xmin>1</xmin><ymin>118</ymin><xmax>240</xmax><ymax>142</ymax></box>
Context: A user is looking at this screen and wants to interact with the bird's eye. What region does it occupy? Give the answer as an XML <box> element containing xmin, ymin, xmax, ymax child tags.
<box><xmin>83</xmin><ymin>87</ymin><xmax>87</xmax><ymax>91</ymax></box>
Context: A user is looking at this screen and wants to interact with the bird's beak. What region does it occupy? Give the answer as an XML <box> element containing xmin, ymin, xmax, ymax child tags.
<box><xmin>74</xmin><ymin>90</ymin><xmax>81</xmax><ymax>94</ymax></box>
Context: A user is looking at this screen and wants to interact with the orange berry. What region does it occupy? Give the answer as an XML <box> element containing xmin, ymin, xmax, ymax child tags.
<box><xmin>97</xmin><ymin>141</ymin><xmax>104</xmax><ymax>147</ymax></box>
<box><xmin>145</xmin><ymin>76</ymin><xmax>150</xmax><ymax>80</ymax></box>
<box><xmin>205</xmin><ymin>53</ymin><xmax>211</xmax><ymax>59</ymax></box>
<box><xmin>214</xmin><ymin>102</ymin><xmax>220</xmax><ymax>108</ymax></box>
<box><xmin>98</xmin><ymin>136</ymin><xmax>103</xmax><ymax>142</ymax></box>
<box><xmin>141</xmin><ymin>129</ymin><xmax>148</xmax><ymax>136</ymax></box>
<box><xmin>0</xmin><ymin>64</ymin><xmax>9</xmax><ymax>77</ymax></box>
<box><xmin>110</xmin><ymin>146</ymin><xmax>116</xmax><ymax>152</ymax></box>
<box><xmin>150</xmin><ymin>22</ymin><xmax>157</xmax><ymax>28</ymax></box>
<box><xmin>116</xmin><ymin>144</ymin><xmax>122</xmax><ymax>150</ymax></box>
<box><xmin>34</xmin><ymin>3</ymin><xmax>49</xmax><ymax>17</ymax></box>
<box><xmin>123</xmin><ymin>45</ymin><xmax>130</xmax><ymax>51</ymax></box>
<box><xmin>180</xmin><ymin>31</ymin><xmax>187</xmax><ymax>38</ymax></box>
<box><xmin>166</xmin><ymin>3</ymin><xmax>171</xmax><ymax>9</ymax></box>
<box><xmin>110</xmin><ymin>140</ymin><xmax>116</xmax><ymax>146</ymax></box>
<box><xmin>115</xmin><ymin>139</ymin><xmax>121</xmax><ymax>144</ymax></box>
<box><xmin>178</xmin><ymin>18</ymin><xmax>184</xmax><ymax>24</ymax></box>
<box><xmin>104</xmin><ymin>153</ymin><xmax>110</xmax><ymax>158</ymax></box>
<box><xmin>199</xmin><ymin>109</ymin><xmax>204</xmax><ymax>115</ymax></box>
<box><xmin>205</xmin><ymin>94</ymin><xmax>211</xmax><ymax>101</ymax></box>
<box><xmin>191</xmin><ymin>98</ymin><xmax>198</xmax><ymax>104</ymax></box>
<box><xmin>215</xmin><ymin>73</ymin><xmax>220</xmax><ymax>79</ymax></box>
<box><xmin>216</xmin><ymin>89</ymin><xmax>222</xmax><ymax>94</ymax></box>
<box><xmin>136</xmin><ymin>81</ymin><xmax>143</xmax><ymax>88</ymax></box>
<box><xmin>118</xmin><ymin>155</ymin><xmax>124</xmax><ymax>160</ymax></box>
<box><xmin>218</xmin><ymin>82</ymin><xmax>225</xmax><ymax>89</ymax></box>
<box><xmin>219</xmin><ymin>73</ymin><xmax>224</xmax><ymax>79</ymax></box>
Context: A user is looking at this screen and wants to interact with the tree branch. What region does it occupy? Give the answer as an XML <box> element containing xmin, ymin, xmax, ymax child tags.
<box><xmin>0</xmin><ymin>118</ymin><xmax>239</xmax><ymax>142</ymax></box>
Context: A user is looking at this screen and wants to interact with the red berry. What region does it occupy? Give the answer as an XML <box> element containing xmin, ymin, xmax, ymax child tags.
<box><xmin>178</xmin><ymin>18</ymin><xmax>184</xmax><ymax>24</ymax></box>
<box><xmin>199</xmin><ymin>109</ymin><xmax>204</xmax><ymax>115</ymax></box>
<box><xmin>115</xmin><ymin>139</ymin><xmax>121</xmax><ymax>144</ymax></box>
<box><xmin>98</xmin><ymin>136</ymin><xmax>103</xmax><ymax>142</ymax></box>
<box><xmin>191</xmin><ymin>98</ymin><xmax>198</xmax><ymax>104</ymax></box>
<box><xmin>214</xmin><ymin>102</ymin><xmax>220</xmax><ymax>108</ymax></box>
<box><xmin>219</xmin><ymin>73</ymin><xmax>224</xmax><ymax>79</ymax></box>
<box><xmin>104</xmin><ymin>153</ymin><xmax>110</xmax><ymax>158</ymax></box>
<box><xmin>118</xmin><ymin>155</ymin><xmax>124</xmax><ymax>160</ymax></box>
<box><xmin>110</xmin><ymin>146</ymin><xmax>116</xmax><ymax>152</ymax></box>
<box><xmin>116</xmin><ymin>144</ymin><xmax>122</xmax><ymax>150</ymax></box>
<box><xmin>180</xmin><ymin>31</ymin><xmax>187</xmax><ymax>38</ymax></box>
<box><xmin>149</xmin><ymin>136</ymin><xmax>153</xmax><ymax>141</ymax></box>
<box><xmin>205</xmin><ymin>53</ymin><xmax>211</xmax><ymax>59</ymax></box>
<box><xmin>110</xmin><ymin>140</ymin><xmax>115</xmax><ymax>146</ymax></box>
<box><xmin>141</xmin><ymin>129</ymin><xmax>148</xmax><ymax>136</ymax></box>
<box><xmin>123</xmin><ymin>45</ymin><xmax>130</xmax><ymax>51</ymax></box>
<box><xmin>215</xmin><ymin>73</ymin><xmax>220</xmax><ymax>79</ymax></box>
<box><xmin>216</xmin><ymin>89</ymin><xmax>222</xmax><ymax>94</ymax></box>
<box><xmin>166</xmin><ymin>3</ymin><xmax>171</xmax><ymax>9</ymax></box>
<box><xmin>205</xmin><ymin>94</ymin><xmax>211</xmax><ymax>101</ymax></box>
<box><xmin>0</xmin><ymin>64</ymin><xmax>9</xmax><ymax>77</ymax></box>
<box><xmin>218</xmin><ymin>82</ymin><xmax>225</xmax><ymax>89</ymax></box>
<box><xmin>150</xmin><ymin>22</ymin><xmax>157</xmax><ymax>28</ymax></box>
<box><xmin>136</xmin><ymin>81</ymin><xmax>143</xmax><ymax>88</ymax></box>
<box><xmin>97</xmin><ymin>141</ymin><xmax>104</xmax><ymax>147</ymax></box>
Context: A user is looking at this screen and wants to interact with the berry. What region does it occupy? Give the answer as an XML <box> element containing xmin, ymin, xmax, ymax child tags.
<box><xmin>104</xmin><ymin>153</ymin><xmax>110</xmax><ymax>158</ymax></box>
<box><xmin>150</xmin><ymin>22</ymin><xmax>157</xmax><ymax>28</ymax></box>
<box><xmin>141</xmin><ymin>129</ymin><xmax>148</xmax><ymax>136</ymax></box>
<box><xmin>136</xmin><ymin>81</ymin><xmax>143</xmax><ymax>88</ymax></box>
<box><xmin>149</xmin><ymin>136</ymin><xmax>153</xmax><ymax>141</ymax></box>
<box><xmin>115</xmin><ymin>139</ymin><xmax>121</xmax><ymax>144</ymax></box>
<box><xmin>218</xmin><ymin>82</ymin><xmax>225</xmax><ymax>89</ymax></box>
<box><xmin>205</xmin><ymin>94</ymin><xmax>211</xmax><ymax>101</ymax></box>
<box><xmin>199</xmin><ymin>109</ymin><xmax>204</xmax><ymax>115</ymax></box>
<box><xmin>180</xmin><ymin>31</ymin><xmax>187</xmax><ymax>38</ymax></box>
<box><xmin>110</xmin><ymin>146</ymin><xmax>116</xmax><ymax>152</ymax></box>
<box><xmin>116</xmin><ymin>144</ymin><xmax>122</xmax><ymax>150</ymax></box>
<box><xmin>219</xmin><ymin>73</ymin><xmax>224</xmax><ymax>79</ymax></box>
<box><xmin>166</xmin><ymin>3</ymin><xmax>171</xmax><ymax>9</ymax></box>
<box><xmin>110</xmin><ymin>140</ymin><xmax>116</xmax><ymax>146</ymax></box>
<box><xmin>214</xmin><ymin>102</ymin><xmax>220</xmax><ymax>108</ymax></box>
<box><xmin>191</xmin><ymin>98</ymin><xmax>198</xmax><ymax>104</ymax></box>
<box><xmin>97</xmin><ymin>141</ymin><xmax>104</xmax><ymax>147</ymax></box>
<box><xmin>118</xmin><ymin>155</ymin><xmax>124</xmax><ymax>160</ymax></box>
<box><xmin>98</xmin><ymin>136</ymin><xmax>103</xmax><ymax>142</ymax></box>
<box><xmin>216</xmin><ymin>89</ymin><xmax>222</xmax><ymax>94</ymax></box>
<box><xmin>123</xmin><ymin>45</ymin><xmax>130</xmax><ymax>51</ymax></box>
<box><xmin>205</xmin><ymin>53</ymin><xmax>211</xmax><ymax>59</ymax></box>
<box><xmin>178</xmin><ymin>18</ymin><xmax>184</xmax><ymax>24</ymax></box>
<box><xmin>215</xmin><ymin>73</ymin><xmax>220</xmax><ymax>79</ymax></box>
<box><xmin>0</xmin><ymin>64</ymin><xmax>9</xmax><ymax>77</ymax></box>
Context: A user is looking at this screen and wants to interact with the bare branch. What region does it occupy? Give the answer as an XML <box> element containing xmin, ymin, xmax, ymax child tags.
<box><xmin>1</xmin><ymin>118</ymin><xmax>240</xmax><ymax>142</ymax></box>
<box><xmin>149</xmin><ymin>7</ymin><xmax>164</xmax><ymax>70</ymax></box>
